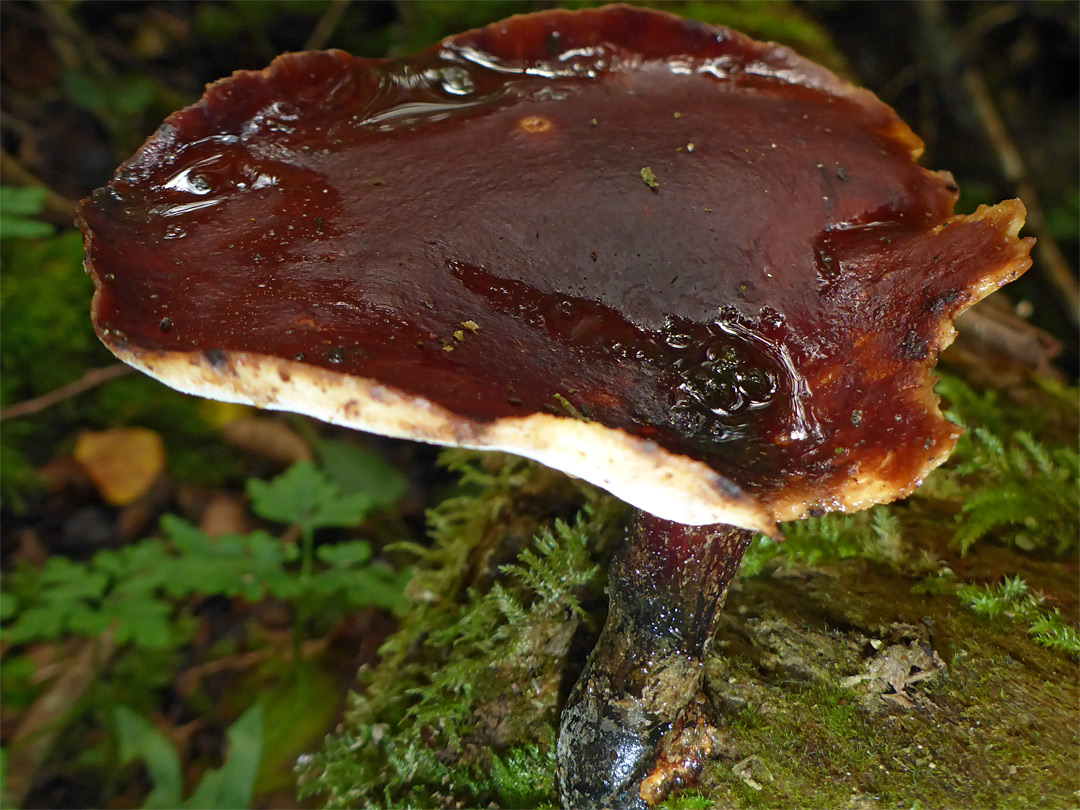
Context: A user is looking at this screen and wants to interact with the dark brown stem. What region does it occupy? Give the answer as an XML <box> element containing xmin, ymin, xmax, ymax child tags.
<box><xmin>556</xmin><ymin>512</ymin><xmax>752</xmax><ymax>809</ymax></box>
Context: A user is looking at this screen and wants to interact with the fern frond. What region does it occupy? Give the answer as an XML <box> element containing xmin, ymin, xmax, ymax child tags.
<box><xmin>946</xmin><ymin>426</ymin><xmax>1078</xmax><ymax>556</ymax></box>
<box><xmin>930</xmin><ymin>376</ymin><xmax>1078</xmax><ymax>557</ymax></box>
<box><xmin>954</xmin><ymin>487</ymin><xmax>1041</xmax><ymax>555</ymax></box>
<box><xmin>1028</xmin><ymin>613</ymin><xmax>1080</xmax><ymax>656</ymax></box>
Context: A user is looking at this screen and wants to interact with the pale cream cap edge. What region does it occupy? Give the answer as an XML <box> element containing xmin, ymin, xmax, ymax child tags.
<box><xmin>114</xmin><ymin>344</ymin><xmax>779</xmax><ymax>535</ymax></box>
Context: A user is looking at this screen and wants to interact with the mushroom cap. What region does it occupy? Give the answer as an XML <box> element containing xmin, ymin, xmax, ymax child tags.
<box><xmin>79</xmin><ymin>5</ymin><xmax>1032</xmax><ymax>534</ymax></box>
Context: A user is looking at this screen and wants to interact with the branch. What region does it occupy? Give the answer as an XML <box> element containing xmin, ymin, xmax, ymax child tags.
<box><xmin>961</xmin><ymin>67</ymin><xmax>1079</xmax><ymax>324</ymax></box>
<box><xmin>0</xmin><ymin>364</ymin><xmax>133</xmax><ymax>421</ymax></box>
<box><xmin>0</xmin><ymin>149</ymin><xmax>80</xmax><ymax>220</ymax></box>
<box><xmin>305</xmin><ymin>0</ymin><xmax>351</xmax><ymax>51</ymax></box>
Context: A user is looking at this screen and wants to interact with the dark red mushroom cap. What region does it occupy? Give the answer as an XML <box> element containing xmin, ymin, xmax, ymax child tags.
<box><xmin>79</xmin><ymin>5</ymin><xmax>1032</xmax><ymax>535</ymax></box>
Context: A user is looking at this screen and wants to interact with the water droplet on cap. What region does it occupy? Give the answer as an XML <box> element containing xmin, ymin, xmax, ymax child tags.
<box><xmin>436</xmin><ymin>66</ymin><xmax>475</xmax><ymax>96</ymax></box>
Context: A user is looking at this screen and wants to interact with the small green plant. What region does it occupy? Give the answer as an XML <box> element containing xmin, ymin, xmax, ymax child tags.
<box><xmin>741</xmin><ymin>504</ymin><xmax>907</xmax><ymax>578</ymax></box>
<box><xmin>2</xmin><ymin>459</ymin><xmax>408</xmax><ymax>652</ymax></box>
<box><xmin>930</xmin><ymin>375</ymin><xmax>1079</xmax><ymax>557</ymax></box>
<box><xmin>2</xmin><ymin>454</ymin><xmax>410</xmax><ymax>807</ymax></box>
<box><xmin>246</xmin><ymin>459</ymin><xmax>410</xmax><ymax>656</ymax></box>
<box><xmin>956</xmin><ymin>576</ymin><xmax>1080</xmax><ymax>657</ymax></box>
<box><xmin>114</xmin><ymin>703</ymin><xmax>263</xmax><ymax>809</ymax></box>
<box><xmin>950</xmin><ymin>428</ymin><xmax>1078</xmax><ymax>555</ymax></box>
<box><xmin>3</xmin><ymin>542</ymin><xmax>185</xmax><ymax>649</ymax></box>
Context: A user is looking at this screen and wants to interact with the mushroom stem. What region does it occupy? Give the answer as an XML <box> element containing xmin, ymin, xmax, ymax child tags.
<box><xmin>556</xmin><ymin>512</ymin><xmax>753</xmax><ymax>809</ymax></box>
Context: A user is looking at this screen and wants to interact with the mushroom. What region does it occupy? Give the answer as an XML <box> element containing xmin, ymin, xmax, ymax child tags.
<box><xmin>77</xmin><ymin>6</ymin><xmax>1033</xmax><ymax>809</ymax></box>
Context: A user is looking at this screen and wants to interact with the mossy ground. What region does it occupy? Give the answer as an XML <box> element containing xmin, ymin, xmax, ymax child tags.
<box><xmin>691</xmin><ymin>555</ymin><xmax>1078</xmax><ymax>809</ymax></box>
<box><xmin>302</xmin><ymin>376</ymin><xmax>1077</xmax><ymax>809</ymax></box>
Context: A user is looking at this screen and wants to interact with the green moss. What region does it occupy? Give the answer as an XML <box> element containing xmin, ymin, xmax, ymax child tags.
<box><xmin>741</xmin><ymin>504</ymin><xmax>909</xmax><ymax>578</ymax></box>
<box><xmin>700</xmin><ymin>559</ymin><xmax>1079</xmax><ymax>809</ymax></box>
<box><xmin>658</xmin><ymin>791</ymin><xmax>715</xmax><ymax>810</ymax></box>
<box><xmin>489</xmin><ymin>745</ymin><xmax>559</xmax><ymax>809</ymax></box>
<box><xmin>923</xmin><ymin>376</ymin><xmax>1079</xmax><ymax>557</ymax></box>
<box><xmin>0</xmin><ymin>229</ymin><xmax>103</xmax><ymax>401</ymax></box>
<box><xmin>954</xmin><ymin>576</ymin><xmax>1080</xmax><ymax>657</ymax></box>
<box><xmin>298</xmin><ymin>451</ymin><xmax>624</xmax><ymax>808</ymax></box>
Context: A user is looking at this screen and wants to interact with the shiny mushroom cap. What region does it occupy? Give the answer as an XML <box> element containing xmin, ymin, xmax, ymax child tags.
<box><xmin>79</xmin><ymin>5</ymin><xmax>1033</xmax><ymax>536</ymax></box>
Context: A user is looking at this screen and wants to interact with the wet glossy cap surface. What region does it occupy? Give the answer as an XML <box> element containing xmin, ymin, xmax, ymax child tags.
<box><xmin>79</xmin><ymin>5</ymin><xmax>1033</xmax><ymax>530</ymax></box>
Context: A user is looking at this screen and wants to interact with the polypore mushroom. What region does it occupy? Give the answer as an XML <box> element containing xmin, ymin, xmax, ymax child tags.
<box><xmin>78</xmin><ymin>6</ymin><xmax>1033</xmax><ymax>808</ymax></box>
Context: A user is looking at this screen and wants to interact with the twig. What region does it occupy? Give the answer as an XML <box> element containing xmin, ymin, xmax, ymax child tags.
<box><xmin>961</xmin><ymin>67</ymin><xmax>1079</xmax><ymax>324</ymax></box>
<box><xmin>0</xmin><ymin>149</ymin><xmax>81</xmax><ymax>221</ymax></box>
<box><xmin>913</xmin><ymin>1</ymin><xmax>1079</xmax><ymax>326</ymax></box>
<box><xmin>174</xmin><ymin>637</ymin><xmax>328</xmax><ymax>697</ymax></box>
<box><xmin>38</xmin><ymin>1</ymin><xmax>112</xmax><ymax>78</ymax></box>
<box><xmin>5</xmin><ymin>629</ymin><xmax>119</xmax><ymax>806</ymax></box>
<box><xmin>880</xmin><ymin>4</ymin><xmax>1022</xmax><ymax>101</ymax></box>
<box><xmin>954</xmin><ymin>301</ymin><xmax>1062</xmax><ymax>378</ymax></box>
<box><xmin>0</xmin><ymin>364</ymin><xmax>134</xmax><ymax>422</ymax></box>
<box><xmin>305</xmin><ymin>0</ymin><xmax>351</xmax><ymax>51</ymax></box>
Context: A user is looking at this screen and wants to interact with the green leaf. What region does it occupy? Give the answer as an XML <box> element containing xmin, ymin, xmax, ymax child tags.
<box><xmin>104</xmin><ymin>541</ymin><xmax>175</xmax><ymax>598</ymax></box>
<box><xmin>307</xmin><ymin>563</ymin><xmax>410</xmax><ymax>612</ymax></box>
<box><xmin>159</xmin><ymin>515</ymin><xmax>306</xmax><ymax>603</ymax></box>
<box><xmin>0</xmin><ymin>591</ymin><xmax>17</xmax><ymax>621</ymax></box>
<box><xmin>39</xmin><ymin>556</ymin><xmax>109</xmax><ymax>604</ymax></box>
<box><xmin>0</xmin><ymin>187</ymin><xmax>45</xmax><ymax>217</ymax></box>
<box><xmin>247</xmin><ymin>461</ymin><xmax>372</xmax><ymax>532</ymax></box>
<box><xmin>0</xmin><ymin>216</ymin><xmax>54</xmax><ymax>240</ymax></box>
<box><xmin>238</xmin><ymin>531</ymin><xmax>297</xmax><ymax>600</ymax></box>
<box><xmin>113</xmin><ymin>705</ymin><xmax>183</xmax><ymax>810</ymax></box>
<box><xmin>318</xmin><ymin>440</ymin><xmax>408</xmax><ymax>511</ymax></box>
<box><xmin>262</xmin><ymin>572</ymin><xmax>302</xmax><ymax>601</ymax></box>
<box><xmin>0</xmin><ymin>187</ymin><xmax>55</xmax><ymax>241</ymax></box>
<box><xmin>161</xmin><ymin>518</ymin><xmax>243</xmax><ymax>598</ymax></box>
<box><xmin>5</xmin><ymin>603</ymin><xmax>71</xmax><ymax>643</ymax></box>
<box><xmin>251</xmin><ymin>663</ymin><xmax>340</xmax><ymax>794</ymax></box>
<box><xmin>102</xmin><ymin>598</ymin><xmax>175</xmax><ymax>650</ymax></box>
<box><xmin>316</xmin><ymin>540</ymin><xmax>373</xmax><ymax>567</ymax></box>
<box><xmin>162</xmin><ymin>518</ymin><xmax>287</xmax><ymax>600</ymax></box>
<box><xmin>65</xmin><ymin>608</ymin><xmax>114</xmax><ymax>637</ymax></box>
<box><xmin>161</xmin><ymin>514</ymin><xmax>216</xmax><ymax>555</ymax></box>
<box><xmin>61</xmin><ymin>71</ymin><xmax>156</xmax><ymax>120</ymax></box>
<box><xmin>185</xmin><ymin>703</ymin><xmax>263</xmax><ymax>810</ymax></box>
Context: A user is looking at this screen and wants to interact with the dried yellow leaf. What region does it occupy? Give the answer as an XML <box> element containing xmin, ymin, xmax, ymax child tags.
<box><xmin>74</xmin><ymin>428</ymin><xmax>166</xmax><ymax>506</ymax></box>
